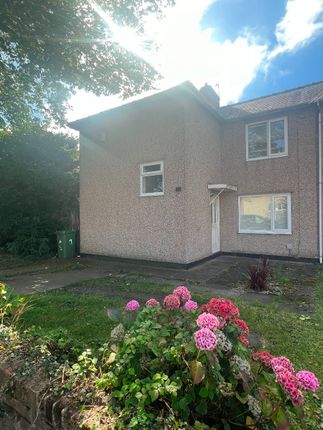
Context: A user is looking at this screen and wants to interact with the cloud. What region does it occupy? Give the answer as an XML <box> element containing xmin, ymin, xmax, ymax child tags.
<box><xmin>270</xmin><ymin>0</ymin><xmax>323</xmax><ymax>58</ymax></box>
<box><xmin>143</xmin><ymin>0</ymin><xmax>267</xmax><ymax>104</ymax></box>
<box><xmin>67</xmin><ymin>0</ymin><xmax>323</xmax><ymax>122</ymax></box>
<box><xmin>67</xmin><ymin>0</ymin><xmax>267</xmax><ymax>121</ymax></box>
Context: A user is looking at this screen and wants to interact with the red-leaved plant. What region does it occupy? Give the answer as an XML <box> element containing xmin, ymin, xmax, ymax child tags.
<box><xmin>246</xmin><ymin>257</ymin><xmax>272</xmax><ymax>291</ymax></box>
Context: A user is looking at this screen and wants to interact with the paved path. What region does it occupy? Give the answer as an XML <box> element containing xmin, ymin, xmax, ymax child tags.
<box><xmin>3</xmin><ymin>255</ymin><xmax>316</xmax><ymax>312</ymax></box>
<box><xmin>4</xmin><ymin>268</ymin><xmax>110</xmax><ymax>295</ymax></box>
<box><xmin>4</xmin><ymin>255</ymin><xmax>255</xmax><ymax>295</ymax></box>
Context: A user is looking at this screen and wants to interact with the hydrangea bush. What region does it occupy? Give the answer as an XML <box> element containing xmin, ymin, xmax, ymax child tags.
<box><xmin>98</xmin><ymin>286</ymin><xmax>320</xmax><ymax>429</ymax></box>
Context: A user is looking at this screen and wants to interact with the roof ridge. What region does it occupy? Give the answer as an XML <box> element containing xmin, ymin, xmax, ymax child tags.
<box><xmin>220</xmin><ymin>80</ymin><xmax>323</xmax><ymax>109</ymax></box>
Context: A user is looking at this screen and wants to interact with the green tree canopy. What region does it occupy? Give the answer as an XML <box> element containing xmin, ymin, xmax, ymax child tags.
<box><xmin>0</xmin><ymin>0</ymin><xmax>172</xmax><ymax>128</ymax></box>
<box><xmin>0</xmin><ymin>130</ymin><xmax>79</xmax><ymax>256</ymax></box>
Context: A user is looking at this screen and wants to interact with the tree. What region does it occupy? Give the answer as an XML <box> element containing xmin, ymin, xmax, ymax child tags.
<box><xmin>0</xmin><ymin>0</ymin><xmax>172</xmax><ymax>128</ymax></box>
<box><xmin>0</xmin><ymin>130</ymin><xmax>79</xmax><ymax>256</ymax></box>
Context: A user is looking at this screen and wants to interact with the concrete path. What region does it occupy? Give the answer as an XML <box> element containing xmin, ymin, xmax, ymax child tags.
<box><xmin>3</xmin><ymin>255</ymin><xmax>316</xmax><ymax>312</ymax></box>
<box><xmin>4</xmin><ymin>255</ymin><xmax>253</xmax><ymax>295</ymax></box>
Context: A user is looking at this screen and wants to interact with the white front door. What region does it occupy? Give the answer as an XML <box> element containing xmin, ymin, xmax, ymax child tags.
<box><xmin>211</xmin><ymin>197</ymin><xmax>220</xmax><ymax>253</ymax></box>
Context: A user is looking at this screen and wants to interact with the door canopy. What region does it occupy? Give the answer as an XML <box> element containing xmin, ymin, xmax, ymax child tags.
<box><xmin>208</xmin><ymin>184</ymin><xmax>237</xmax><ymax>203</ymax></box>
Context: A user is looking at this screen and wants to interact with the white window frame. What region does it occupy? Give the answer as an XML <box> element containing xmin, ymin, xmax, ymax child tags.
<box><xmin>238</xmin><ymin>193</ymin><xmax>292</xmax><ymax>235</ymax></box>
<box><xmin>246</xmin><ymin>117</ymin><xmax>288</xmax><ymax>161</ymax></box>
<box><xmin>140</xmin><ymin>161</ymin><xmax>164</xmax><ymax>197</ymax></box>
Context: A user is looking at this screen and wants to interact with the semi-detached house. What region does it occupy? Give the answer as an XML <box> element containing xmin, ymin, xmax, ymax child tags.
<box><xmin>70</xmin><ymin>80</ymin><xmax>323</xmax><ymax>266</ymax></box>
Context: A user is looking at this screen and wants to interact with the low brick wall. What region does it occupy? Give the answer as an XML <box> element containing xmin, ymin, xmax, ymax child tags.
<box><xmin>0</xmin><ymin>360</ymin><xmax>80</xmax><ymax>429</ymax></box>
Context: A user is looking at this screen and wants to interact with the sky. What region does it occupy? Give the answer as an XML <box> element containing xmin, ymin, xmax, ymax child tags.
<box><xmin>67</xmin><ymin>0</ymin><xmax>323</xmax><ymax>122</ymax></box>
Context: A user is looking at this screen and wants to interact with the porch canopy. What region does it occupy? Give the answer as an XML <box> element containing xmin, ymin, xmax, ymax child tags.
<box><xmin>208</xmin><ymin>184</ymin><xmax>237</xmax><ymax>203</ymax></box>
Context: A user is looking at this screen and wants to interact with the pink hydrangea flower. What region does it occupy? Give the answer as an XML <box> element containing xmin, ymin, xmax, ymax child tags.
<box><xmin>197</xmin><ymin>312</ymin><xmax>220</xmax><ymax>331</ymax></box>
<box><xmin>272</xmin><ymin>356</ymin><xmax>294</xmax><ymax>374</ymax></box>
<box><xmin>194</xmin><ymin>328</ymin><xmax>218</xmax><ymax>351</ymax></box>
<box><xmin>146</xmin><ymin>298</ymin><xmax>160</xmax><ymax>307</ymax></box>
<box><xmin>163</xmin><ymin>294</ymin><xmax>181</xmax><ymax>310</ymax></box>
<box><xmin>296</xmin><ymin>371</ymin><xmax>320</xmax><ymax>392</ymax></box>
<box><xmin>173</xmin><ymin>285</ymin><xmax>191</xmax><ymax>302</ymax></box>
<box><xmin>125</xmin><ymin>300</ymin><xmax>140</xmax><ymax>311</ymax></box>
<box><xmin>184</xmin><ymin>300</ymin><xmax>198</xmax><ymax>311</ymax></box>
<box><xmin>275</xmin><ymin>367</ymin><xmax>303</xmax><ymax>406</ymax></box>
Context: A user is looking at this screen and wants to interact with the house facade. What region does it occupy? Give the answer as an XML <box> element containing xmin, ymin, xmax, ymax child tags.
<box><xmin>70</xmin><ymin>81</ymin><xmax>323</xmax><ymax>265</ymax></box>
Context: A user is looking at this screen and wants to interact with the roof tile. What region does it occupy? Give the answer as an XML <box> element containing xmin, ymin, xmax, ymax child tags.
<box><xmin>219</xmin><ymin>81</ymin><xmax>323</xmax><ymax>120</ymax></box>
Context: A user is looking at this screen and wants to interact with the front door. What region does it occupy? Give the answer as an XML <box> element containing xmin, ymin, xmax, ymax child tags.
<box><xmin>211</xmin><ymin>197</ymin><xmax>220</xmax><ymax>253</ymax></box>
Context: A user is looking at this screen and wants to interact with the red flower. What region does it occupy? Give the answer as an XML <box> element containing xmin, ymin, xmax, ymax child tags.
<box><xmin>239</xmin><ymin>334</ymin><xmax>250</xmax><ymax>347</ymax></box>
<box><xmin>232</xmin><ymin>319</ymin><xmax>249</xmax><ymax>335</ymax></box>
<box><xmin>252</xmin><ymin>351</ymin><xmax>274</xmax><ymax>368</ymax></box>
<box><xmin>203</xmin><ymin>298</ymin><xmax>240</xmax><ymax>320</ymax></box>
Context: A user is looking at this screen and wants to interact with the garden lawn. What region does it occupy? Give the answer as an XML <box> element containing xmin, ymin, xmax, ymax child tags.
<box><xmin>21</xmin><ymin>272</ymin><xmax>323</xmax><ymax>389</ymax></box>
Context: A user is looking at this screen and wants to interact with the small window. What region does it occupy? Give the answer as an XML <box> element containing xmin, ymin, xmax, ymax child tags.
<box><xmin>239</xmin><ymin>194</ymin><xmax>291</xmax><ymax>234</ymax></box>
<box><xmin>140</xmin><ymin>162</ymin><xmax>164</xmax><ymax>196</ymax></box>
<box><xmin>246</xmin><ymin>118</ymin><xmax>287</xmax><ymax>160</ymax></box>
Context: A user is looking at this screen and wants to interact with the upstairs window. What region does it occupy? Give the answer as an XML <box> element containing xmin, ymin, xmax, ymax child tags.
<box><xmin>140</xmin><ymin>162</ymin><xmax>164</xmax><ymax>196</ymax></box>
<box><xmin>239</xmin><ymin>194</ymin><xmax>291</xmax><ymax>234</ymax></box>
<box><xmin>246</xmin><ymin>118</ymin><xmax>287</xmax><ymax>160</ymax></box>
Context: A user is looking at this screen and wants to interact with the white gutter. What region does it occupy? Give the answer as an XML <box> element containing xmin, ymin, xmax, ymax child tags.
<box><xmin>318</xmin><ymin>102</ymin><xmax>322</xmax><ymax>264</ymax></box>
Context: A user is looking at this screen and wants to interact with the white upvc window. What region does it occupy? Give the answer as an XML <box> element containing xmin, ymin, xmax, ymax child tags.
<box><xmin>239</xmin><ymin>193</ymin><xmax>291</xmax><ymax>234</ymax></box>
<box><xmin>246</xmin><ymin>117</ymin><xmax>288</xmax><ymax>160</ymax></box>
<box><xmin>140</xmin><ymin>161</ymin><xmax>164</xmax><ymax>196</ymax></box>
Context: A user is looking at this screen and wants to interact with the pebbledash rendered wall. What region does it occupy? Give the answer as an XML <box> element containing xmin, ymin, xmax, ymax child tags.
<box><xmin>219</xmin><ymin>106</ymin><xmax>319</xmax><ymax>259</ymax></box>
<box><xmin>79</xmin><ymin>91</ymin><xmax>224</xmax><ymax>265</ymax></box>
<box><xmin>79</xmin><ymin>90</ymin><xmax>189</xmax><ymax>263</ymax></box>
<box><xmin>182</xmin><ymin>98</ymin><xmax>222</xmax><ymax>263</ymax></box>
<box><xmin>79</xmin><ymin>92</ymin><xmax>320</xmax><ymax>264</ymax></box>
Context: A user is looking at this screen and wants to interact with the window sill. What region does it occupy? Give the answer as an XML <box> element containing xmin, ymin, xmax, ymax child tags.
<box><xmin>238</xmin><ymin>230</ymin><xmax>292</xmax><ymax>235</ymax></box>
<box><xmin>140</xmin><ymin>192</ymin><xmax>164</xmax><ymax>197</ymax></box>
<box><xmin>246</xmin><ymin>153</ymin><xmax>288</xmax><ymax>162</ymax></box>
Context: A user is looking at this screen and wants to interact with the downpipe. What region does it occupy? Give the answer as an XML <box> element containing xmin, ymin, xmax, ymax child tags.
<box><xmin>318</xmin><ymin>102</ymin><xmax>322</xmax><ymax>264</ymax></box>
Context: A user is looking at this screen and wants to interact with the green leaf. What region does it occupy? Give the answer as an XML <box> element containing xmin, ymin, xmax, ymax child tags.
<box><xmin>178</xmin><ymin>397</ymin><xmax>189</xmax><ymax>411</ymax></box>
<box><xmin>261</xmin><ymin>398</ymin><xmax>273</xmax><ymax>417</ymax></box>
<box><xmin>198</xmin><ymin>387</ymin><xmax>209</xmax><ymax>398</ymax></box>
<box><xmin>150</xmin><ymin>389</ymin><xmax>159</xmax><ymax>402</ymax></box>
<box><xmin>273</xmin><ymin>407</ymin><xmax>290</xmax><ymax>430</ymax></box>
<box><xmin>107</xmin><ymin>352</ymin><xmax>116</xmax><ymax>364</ymax></box>
<box><xmin>245</xmin><ymin>416</ymin><xmax>256</xmax><ymax>429</ymax></box>
<box><xmin>221</xmin><ymin>419</ymin><xmax>231</xmax><ymax>430</ymax></box>
<box><xmin>190</xmin><ymin>361</ymin><xmax>206</xmax><ymax>385</ymax></box>
<box><xmin>196</xmin><ymin>400</ymin><xmax>207</xmax><ymax>415</ymax></box>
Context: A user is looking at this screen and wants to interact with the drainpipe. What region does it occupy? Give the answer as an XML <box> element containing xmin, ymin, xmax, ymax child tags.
<box><xmin>318</xmin><ymin>102</ymin><xmax>322</xmax><ymax>264</ymax></box>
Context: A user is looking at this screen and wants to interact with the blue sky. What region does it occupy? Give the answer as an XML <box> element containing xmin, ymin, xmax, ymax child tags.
<box><xmin>201</xmin><ymin>0</ymin><xmax>323</xmax><ymax>101</ymax></box>
<box><xmin>68</xmin><ymin>0</ymin><xmax>323</xmax><ymax>122</ymax></box>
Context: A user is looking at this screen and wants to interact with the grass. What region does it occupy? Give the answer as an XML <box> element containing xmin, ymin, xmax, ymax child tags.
<box><xmin>21</xmin><ymin>291</ymin><xmax>124</xmax><ymax>347</ymax></box>
<box><xmin>20</xmin><ymin>270</ymin><xmax>323</xmax><ymax>390</ymax></box>
<box><xmin>0</xmin><ymin>250</ymin><xmax>86</xmax><ymax>277</ymax></box>
<box><xmin>0</xmin><ymin>250</ymin><xmax>38</xmax><ymax>271</ymax></box>
<box><xmin>20</xmin><ymin>277</ymin><xmax>177</xmax><ymax>347</ymax></box>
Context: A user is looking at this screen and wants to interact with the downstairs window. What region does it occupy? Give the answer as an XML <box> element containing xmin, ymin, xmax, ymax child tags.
<box><xmin>140</xmin><ymin>161</ymin><xmax>164</xmax><ymax>196</ymax></box>
<box><xmin>239</xmin><ymin>194</ymin><xmax>291</xmax><ymax>234</ymax></box>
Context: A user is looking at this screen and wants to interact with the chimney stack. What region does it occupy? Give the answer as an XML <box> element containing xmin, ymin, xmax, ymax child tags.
<box><xmin>199</xmin><ymin>83</ymin><xmax>220</xmax><ymax>109</ymax></box>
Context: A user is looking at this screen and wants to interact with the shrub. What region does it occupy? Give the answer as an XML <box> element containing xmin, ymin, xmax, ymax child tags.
<box><xmin>6</xmin><ymin>216</ymin><xmax>59</xmax><ymax>257</ymax></box>
<box><xmin>246</xmin><ymin>257</ymin><xmax>272</xmax><ymax>291</ymax></box>
<box><xmin>97</xmin><ymin>287</ymin><xmax>319</xmax><ymax>429</ymax></box>
<box><xmin>0</xmin><ymin>282</ymin><xmax>26</xmax><ymax>326</ymax></box>
<box><xmin>0</xmin><ymin>130</ymin><xmax>79</xmax><ymax>256</ymax></box>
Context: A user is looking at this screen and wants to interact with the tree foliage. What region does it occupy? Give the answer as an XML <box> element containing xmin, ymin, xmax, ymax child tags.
<box><xmin>0</xmin><ymin>0</ymin><xmax>172</xmax><ymax>127</ymax></box>
<box><xmin>0</xmin><ymin>130</ymin><xmax>79</xmax><ymax>256</ymax></box>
